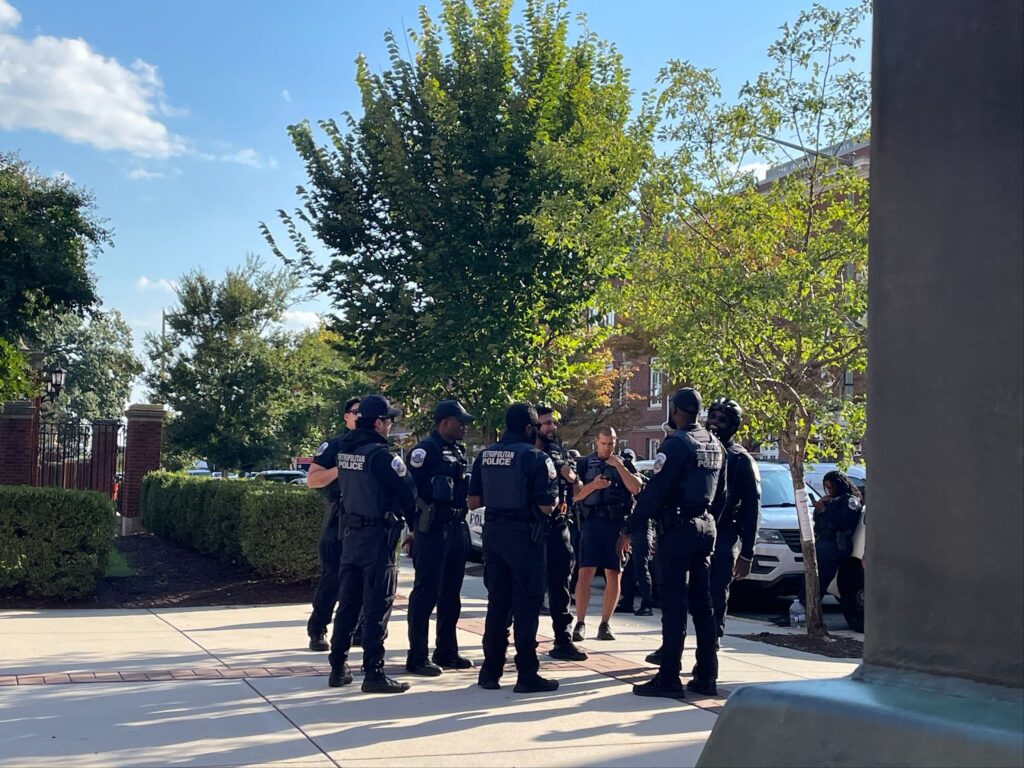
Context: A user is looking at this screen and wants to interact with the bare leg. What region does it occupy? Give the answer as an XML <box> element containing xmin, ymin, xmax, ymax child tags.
<box><xmin>575</xmin><ymin>567</ymin><xmax>596</xmax><ymax>623</ymax></box>
<box><xmin>601</xmin><ymin>571</ymin><xmax>621</xmax><ymax>623</ymax></box>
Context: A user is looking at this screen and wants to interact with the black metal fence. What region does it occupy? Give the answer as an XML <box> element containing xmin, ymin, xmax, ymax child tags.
<box><xmin>36</xmin><ymin>420</ymin><xmax>125</xmax><ymax>507</ymax></box>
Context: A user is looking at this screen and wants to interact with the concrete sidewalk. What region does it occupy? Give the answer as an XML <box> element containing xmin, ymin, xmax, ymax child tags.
<box><xmin>0</xmin><ymin>564</ymin><xmax>861</xmax><ymax>767</ymax></box>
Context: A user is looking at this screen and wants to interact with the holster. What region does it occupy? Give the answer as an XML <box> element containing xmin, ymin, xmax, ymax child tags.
<box><xmin>416</xmin><ymin>499</ymin><xmax>435</xmax><ymax>533</ymax></box>
<box><xmin>529</xmin><ymin>510</ymin><xmax>551</xmax><ymax>546</ymax></box>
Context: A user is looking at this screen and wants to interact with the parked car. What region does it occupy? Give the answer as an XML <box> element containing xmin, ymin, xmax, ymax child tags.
<box><xmin>289</xmin><ymin>476</ymin><xmax>308</xmax><ymax>486</ymax></box>
<box><xmin>742</xmin><ymin>461</ymin><xmax>865</xmax><ymax>632</ymax></box>
<box><xmin>253</xmin><ymin>470</ymin><xmax>308</xmax><ymax>484</ymax></box>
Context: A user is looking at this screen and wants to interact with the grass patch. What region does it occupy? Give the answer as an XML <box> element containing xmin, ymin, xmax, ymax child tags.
<box><xmin>105</xmin><ymin>547</ymin><xmax>138</xmax><ymax>578</ymax></box>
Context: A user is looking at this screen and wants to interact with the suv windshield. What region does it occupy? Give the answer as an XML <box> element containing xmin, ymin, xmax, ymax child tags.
<box><xmin>761</xmin><ymin>470</ymin><xmax>796</xmax><ymax>507</ymax></box>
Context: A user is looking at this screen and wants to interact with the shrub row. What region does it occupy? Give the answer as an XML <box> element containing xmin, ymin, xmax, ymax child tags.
<box><xmin>0</xmin><ymin>486</ymin><xmax>116</xmax><ymax>598</ymax></box>
<box><xmin>141</xmin><ymin>472</ymin><xmax>322</xmax><ymax>580</ymax></box>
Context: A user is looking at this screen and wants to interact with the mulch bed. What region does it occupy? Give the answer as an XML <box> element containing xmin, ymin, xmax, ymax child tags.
<box><xmin>738</xmin><ymin>631</ymin><xmax>863</xmax><ymax>659</ymax></box>
<box><xmin>0</xmin><ymin>534</ymin><xmax>316</xmax><ymax>610</ymax></box>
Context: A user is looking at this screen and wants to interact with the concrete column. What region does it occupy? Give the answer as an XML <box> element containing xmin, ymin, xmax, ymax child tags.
<box><xmin>697</xmin><ymin>2</ymin><xmax>1023</xmax><ymax>766</ymax></box>
<box><xmin>122</xmin><ymin>405</ymin><xmax>165</xmax><ymax>534</ymax></box>
<box><xmin>0</xmin><ymin>401</ymin><xmax>38</xmax><ymax>486</ymax></box>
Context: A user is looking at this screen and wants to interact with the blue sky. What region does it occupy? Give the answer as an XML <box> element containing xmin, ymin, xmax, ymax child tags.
<box><xmin>0</xmin><ymin>0</ymin><xmax>870</xmax><ymax>386</ymax></box>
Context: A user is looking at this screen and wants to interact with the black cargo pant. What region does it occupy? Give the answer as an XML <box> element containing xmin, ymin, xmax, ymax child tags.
<box><xmin>655</xmin><ymin>512</ymin><xmax>718</xmax><ymax>682</ymax></box>
<box><xmin>307</xmin><ymin>501</ymin><xmax>343</xmax><ymax>638</ymax></box>
<box><xmin>710</xmin><ymin>517</ymin><xmax>739</xmax><ymax>638</ymax></box>
<box><xmin>797</xmin><ymin>535</ymin><xmax>850</xmax><ymax>607</ymax></box>
<box><xmin>620</xmin><ymin>520</ymin><xmax>654</xmax><ymax>607</ymax></box>
<box><xmin>407</xmin><ymin>515</ymin><xmax>469</xmax><ymax>665</ymax></box>
<box><xmin>329</xmin><ymin>521</ymin><xmax>402</xmax><ymax>673</ymax></box>
<box><xmin>545</xmin><ymin>519</ymin><xmax>574</xmax><ymax>645</ymax></box>
<box><xmin>480</xmin><ymin>516</ymin><xmax>545</xmax><ymax>681</ymax></box>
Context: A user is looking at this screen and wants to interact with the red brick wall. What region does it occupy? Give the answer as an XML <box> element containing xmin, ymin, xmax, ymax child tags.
<box><xmin>0</xmin><ymin>401</ymin><xmax>37</xmax><ymax>486</ymax></box>
<box><xmin>121</xmin><ymin>405</ymin><xmax>165</xmax><ymax>520</ymax></box>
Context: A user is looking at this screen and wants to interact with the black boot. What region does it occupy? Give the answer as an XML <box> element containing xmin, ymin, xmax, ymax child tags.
<box><xmin>645</xmin><ymin>647</ymin><xmax>663</xmax><ymax>665</ymax></box>
<box><xmin>308</xmin><ymin>631</ymin><xmax>329</xmax><ymax>652</ymax></box>
<box><xmin>686</xmin><ymin>677</ymin><xmax>718</xmax><ymax>696</ymax></box>
<box><xmin>634</xmin><ymin>673</ymin><xmax>686</xmax><ymax>699</ymax></box>
<box><xmin>362</xmin><ymin>668</ymin><xmax>410</xmax><ymax>694</ymax></box>
<box><xmin>406</xmin><ymin>659</ymin><xmax>443</xmax><ymax>677</ymax></box>
<box><xmin>513</xmin><ymin>674</ymin><xmax>559</xmax><ymax>693</ymax></box>
<box><xmin>549</xmin><ymin>642</ymin><xmax>588</xmax><ymax>661</ymax></box>
<box><xmin>634</xmin><ymin>602</ymin><xmax>654</xmax><ymax>617</ymax></box>
<box><xmin>433</xmin><ymin>653</ymin><xmax>474</xmax><ymax>670</ymax></box>
<box><xmin>328</xmin><ymin>663</ymin><xmax>353</xmax><ymax>687</ymax></box>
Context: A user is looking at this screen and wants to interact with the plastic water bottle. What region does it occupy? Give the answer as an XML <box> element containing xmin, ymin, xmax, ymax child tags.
<box><xmin>789</xmin><ymin>599</ymin><xmax>806</xmax><ymax>629</ymax></box>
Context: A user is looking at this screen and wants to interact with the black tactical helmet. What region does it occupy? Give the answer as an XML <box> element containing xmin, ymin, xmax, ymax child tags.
<box><xmin>708</xmin><ymin>397</ymin><xmax>743</xmax><ymax>431</ymax></box>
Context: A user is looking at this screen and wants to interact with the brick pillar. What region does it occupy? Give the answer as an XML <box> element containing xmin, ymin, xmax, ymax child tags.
<box><xmin>121</xmin><ymin>404</ymin><xmax>165</xmax><ymax>534</ymax></box>
<box><xmin>0</xmin><ymin>400</ymin><xmax>38</xmax><ymax>486</ymax></box>
<box><xmin>89</xmin><ymin>419</ymin><xmax>121</xmax><ymax>497</ymax></box>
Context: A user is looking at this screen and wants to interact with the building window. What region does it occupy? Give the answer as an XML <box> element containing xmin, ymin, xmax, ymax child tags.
<box><xmin>647</xmin><ymin>438</ymin><xmax>660</xmax><ymax>459</ymax></box>
<box><xmin>843</xmin><ymin>369</ymin><xmax>855</xmax><ymax>399</ymax></box>
<box><xmin>649</xmin><ymin>358</ymin><xmax>662</xmax><ymax>408</ymax></box>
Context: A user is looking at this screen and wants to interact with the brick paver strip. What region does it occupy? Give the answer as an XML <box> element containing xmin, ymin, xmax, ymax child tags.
<box><xmin>5</xmin><ymin>594</ymin><xmax>731</xmax><ymax>710</ymax></box>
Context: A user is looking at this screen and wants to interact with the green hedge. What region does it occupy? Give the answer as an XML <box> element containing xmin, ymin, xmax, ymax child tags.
<box><xmin>0</xmin><ymin>486</ymin><xmax>116</xmax><ymax>598</ymax></box>
<box><xmin>141</xmin><ymin>472</ymin><xmax>321</xmax><ymax>579</ymax></box>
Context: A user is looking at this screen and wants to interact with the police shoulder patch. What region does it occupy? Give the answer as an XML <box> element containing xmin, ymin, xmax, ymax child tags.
<box><xmin>545</xmin><ymin>457</ymin><xmax>557</xmax><ymax>481</ymax></box>
<box><xmin>653</xmin><ymin>452</ymin><xmax>668</xmax><ymax>474</ymax></box>
<box><xmin>848</xmin><ymin>496</ymin><xmax>861</xmax><ymax>510</ymax></box>
<box><xmin>409</xmin><ymin>448</ymin><xmax>427</xmax><ymax>468</ymax></box>
<box><xmin>314</xmin><ymin>441</ymin><xmax>329</xmax><ymax>457</ymax></box>
<box><xmin>391</xmin><ymin>455</ymin><xmax>408</xmax><ymax>478</ymax></box>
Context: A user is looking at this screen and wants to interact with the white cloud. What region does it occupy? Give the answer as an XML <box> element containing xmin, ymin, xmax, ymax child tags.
<box><xmin>0</xmin><ymin>0</ymin><xmax>184</xmax><ymax>158</ymax></box>
<box><xmin>136</xmin><ymin>276</ymin><xmax>178</xmax><ymax>293</ymax></box>
<box><xmin>738</xmin><ymin>161</ymin><xmax>771</xmax><ymax>181</ymax></box>
<box><xmin>0</xmin><ymin>0</ymin><xmax>20</xmax><ymax>30</ymax></box>
<box><xmin>280</xmin><ymin>89</ymin><xmax>291</xmax><ymax>102</ymax></box>
<box><xmin>126</xmin><ymin>167</ymin><xmax>165</xmax><ymax>181</ymax></box>
<box><xmin>219</xmin><ymin>147</ymin><xmax>278</xmax><ymax>169</ymax></box>
<box><xmin>281</xmin><ymin>310</ymin><xmax>321</xmax><ymax>331</ymax></box>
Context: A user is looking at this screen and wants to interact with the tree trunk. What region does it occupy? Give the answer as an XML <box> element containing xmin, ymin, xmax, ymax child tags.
<box><xmin>790</xmin><ymin>460</ymin><xmax>828</xmax><ymax>638</ymax></box>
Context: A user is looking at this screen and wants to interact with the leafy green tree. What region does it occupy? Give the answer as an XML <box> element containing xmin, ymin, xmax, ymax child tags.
<box><xmin>144</xmin><ymin>257</ymin><xmax>359</xmax><ymax>470</ymax></box>
<box><xmin>622</xmin><ymin>1</ymin><xmax>870</xmax><ymax>636</ymax></box>
<box><xmin>0</xmin><ymin>153</ymin><xmax>108</xmax><ymax>400</ymax></box>
<box><xmin>263</xmin><ymin>0</ymin><xmax>652</xmax><ymax>428</ymax></box>
<box><xmin>29</xmin><ymin>310</ymin><xmax>143</xmax><ymax>423</ymax></box>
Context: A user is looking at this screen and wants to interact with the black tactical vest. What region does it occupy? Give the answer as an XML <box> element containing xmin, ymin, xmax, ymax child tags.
<box><xmin>666</xmin><ymin>427</ymin><xmax>723</xmax><ymax>509</ymax></box>
<box><xmin>424</xmin><ymin>433</ymin><xmax>469</xmax><ymax>509</ymax></box>
<box><xmin>479</xmin><ymin>440</ymin><xmax>531</xmax><ymax>513</ymax></box>
<box><xmin>581</xmin><ymin>453</ymin><xmax>629</xmax><ymax>508</ymax></box>
<box><xmin>337</xmin><ymin>442</ymin><xmax>392</xmax><ymax>520</ymax></box>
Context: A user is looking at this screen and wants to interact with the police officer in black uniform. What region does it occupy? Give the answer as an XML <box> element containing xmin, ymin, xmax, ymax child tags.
<box><xmin>468</xmin><ymin>403</ymin><xmax>560</xmax><ymax>693</ymax></box>
<box><xmin>328</xmin><ymin>395</ymin><xmax>415</xmax><ymax>694</ymax></box>
<box><xmin>305</xmin><ymin>396</ymin><xmax>361</xmax><ymax>651</ymax></box>
<box><xmin>797</xmin><ymin>470</ymin><xmax>863</xmax><ymax>613</ymax></box>
<box><xmin>705</xmin><ymin>397</ymin><xmax>761</xmax><ymax>643</ymax></box>
<box><xmin>404</xmin><ymin>399</ymin><xmax>476</xmax><ymax>676</ymax></box>
<box><xmin>535</xmin><ymin>406</ymin><xmax>588</xmax><ymax>662</ymax></box>
<box><xmin>620</xmin><ymin>387</ymin><xmax>725</xmax><ymax>699</ymax></box>
<box><xmin>617</xmin><ymin>447</ymin><xmax>656</xmax><ymax>617</ymax></box>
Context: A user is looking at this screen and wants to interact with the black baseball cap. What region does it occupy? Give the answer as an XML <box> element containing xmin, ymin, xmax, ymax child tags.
<box><xmin>671</xmin><ymin>387</ymin><xmax>702</xmax><ymax>415</ymax></box>
<box><xmin>434</xmin><ymin>399</ymin><xmax>475</xmax><ymax>424</ymax></box>
<box><xmin>359</xmin><ymin>394</ymin><xmax>402</xmax><ymax>421</ymax></box>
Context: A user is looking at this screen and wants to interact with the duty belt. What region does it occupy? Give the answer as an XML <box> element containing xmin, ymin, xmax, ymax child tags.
<box><xmin>346</xmin><ymin>514</ymin><xmax>400</xmax><ymax>531</ymax></box>
<box><xmin>484</xmin><ymin>508</ymin><xmax>533</xmax><ymax>523</ymax></box>
<box><xmin>581</xmin><ymin>505</ymin><xmax>628</xmax><ymax>522</ymax></box>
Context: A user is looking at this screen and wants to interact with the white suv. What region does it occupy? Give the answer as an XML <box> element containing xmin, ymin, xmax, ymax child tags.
<box><xmin>744</xmin><ymin>461</ymin><xmax>865</xmax><ymax>632</ymax></box>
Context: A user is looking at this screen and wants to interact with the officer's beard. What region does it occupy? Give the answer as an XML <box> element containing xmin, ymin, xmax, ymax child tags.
<box><xmin>538</xmin><ymin>432</ymin><xmax>555</xmax><ymax>447</ymax></box>
<box><xmin>709</xmin><ymin>424</ymin><xmax>737</xmax><ymax>443</ymax></box>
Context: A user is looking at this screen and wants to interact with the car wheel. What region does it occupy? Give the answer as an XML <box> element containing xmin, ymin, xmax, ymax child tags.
<box><xmin>838</xmin><ymin>559</ymin><xmax>865</xmax><ymax>633</ymax></box>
